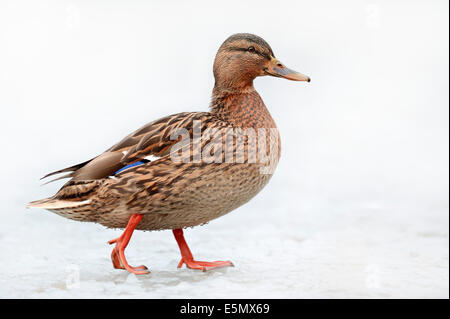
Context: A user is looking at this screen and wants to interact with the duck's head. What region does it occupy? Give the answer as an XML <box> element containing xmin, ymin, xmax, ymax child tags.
<box><xmin>213</xmin><ymin>33</ymin><xmax>310</xmax><ymax>93</ymax></box>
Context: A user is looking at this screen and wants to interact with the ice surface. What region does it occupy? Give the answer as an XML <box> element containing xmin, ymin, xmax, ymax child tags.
<box><xmin>1</xmin><ymin>186</ymin><xmax>448</xmax><ymax>298</ymax></box>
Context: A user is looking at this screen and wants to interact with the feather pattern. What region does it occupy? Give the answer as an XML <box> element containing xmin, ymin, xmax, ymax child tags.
<box><xmin>28</xmin><ymin>33</ymin><xmax>293</xmax><ymax>231</ymax></box>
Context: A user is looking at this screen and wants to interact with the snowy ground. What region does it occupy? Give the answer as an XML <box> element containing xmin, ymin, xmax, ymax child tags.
<box><xmin>1</xmin><ymin>178</ymin><xmax>448</xmax><ymax>299</ymax></box>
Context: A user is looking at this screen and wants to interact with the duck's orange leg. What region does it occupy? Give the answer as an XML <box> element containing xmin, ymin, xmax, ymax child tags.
<box><xmin>108</xmin><ymin>214</ymin><xmax>150</xmax><ymax>275</ymax></box>
<box><xmin>173</xmin><ymin>229</ymin><xmax>234</xmax><ymax>272</ymax></box>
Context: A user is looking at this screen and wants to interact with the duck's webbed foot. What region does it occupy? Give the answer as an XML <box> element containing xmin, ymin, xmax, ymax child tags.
<box><xmin>108</xmin><ymin>214</ymin><xmax>150</xmax><ymax>275</ymax></box>
<box><xmin>173</xmin><ymin>229</ymin><xmax>234</xmax><ymax>272</ymax></box>
<box><xmin>178</xmin><ymin>258</ymin><xmax>234</xmax><ymax>272</ymax></box>
<box><xmin>110</xmin><ymin>246</ymin><xmax>149</xmax><ymax>273</ymax></box>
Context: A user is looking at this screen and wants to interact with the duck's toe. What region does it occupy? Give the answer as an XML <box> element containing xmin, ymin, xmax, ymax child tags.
<box><xmin>178</xmin><ymin>258</ymin><xmax>234</xmax><ymax>272</ymax></box>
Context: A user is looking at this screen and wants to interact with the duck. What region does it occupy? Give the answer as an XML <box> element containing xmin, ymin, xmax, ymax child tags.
<box><xmin>27</xmin><ymin>33</ymin><xmax>310</xmax><ymax>275</ymax></box>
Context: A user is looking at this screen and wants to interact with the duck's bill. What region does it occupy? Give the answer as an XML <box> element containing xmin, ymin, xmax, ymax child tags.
<box><xmin>264</xmin><ymin>57</ymin><xmax>310</xmax><ymax>82</ymax></box>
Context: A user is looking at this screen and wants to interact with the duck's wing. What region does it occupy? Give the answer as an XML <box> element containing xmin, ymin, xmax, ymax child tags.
<box><xmin>41</xmin><ymin>111</ymin><xmax>218</xmax><ymax>183</ymax></box>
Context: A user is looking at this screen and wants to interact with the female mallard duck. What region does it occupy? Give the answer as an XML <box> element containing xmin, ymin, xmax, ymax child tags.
<box><xmin>28</xmin><ymin>33</ymin><xmax>310</xmax><ymax>275</ymax></box>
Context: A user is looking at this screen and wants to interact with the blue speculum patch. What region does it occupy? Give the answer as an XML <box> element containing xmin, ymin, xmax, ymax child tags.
<box><xmin>114</xmin><ymin>160</ymin><xmax>148</xmax><ymax>175</ymax></box>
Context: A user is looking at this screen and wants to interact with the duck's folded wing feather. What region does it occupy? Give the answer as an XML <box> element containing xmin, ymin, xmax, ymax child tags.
<box><xmin>41</xmin><ymin>112</ymin><xmax>218</xmax><ymax>183</ymax></box>
<box><xmin>107</xmin><ymin>112</ymin><xmax>205</xmax><ymax>164</ymax></box>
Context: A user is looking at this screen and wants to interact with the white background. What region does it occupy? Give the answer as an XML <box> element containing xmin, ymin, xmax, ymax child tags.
<box><xmin>0</xmin><ymin>0</ymin><xmax>448</xmax><ymax>298</ymax></box>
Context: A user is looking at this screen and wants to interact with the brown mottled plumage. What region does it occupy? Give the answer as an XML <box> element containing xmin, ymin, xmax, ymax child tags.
<box><xmin>28</xmin><ymin>33</ymin><xmax>310</xmax><ymax>274</ymax></box>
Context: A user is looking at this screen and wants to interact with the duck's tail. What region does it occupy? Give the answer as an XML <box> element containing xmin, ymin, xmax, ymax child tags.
<box><xmin>26</xmin><ymin>197</ymin><xmax>92</xmax><ymax>210</ymax></box>
<box><xmin>27</xmin><ymin>179</ymin><xmax>103</xmax><ymax>210</ymax></box>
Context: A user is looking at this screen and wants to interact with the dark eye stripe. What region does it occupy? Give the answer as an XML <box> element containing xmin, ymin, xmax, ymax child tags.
<box><xmin>228</xmin><ymin>47</ymin><xmax>271</xmax><ymax>60</ymax></box>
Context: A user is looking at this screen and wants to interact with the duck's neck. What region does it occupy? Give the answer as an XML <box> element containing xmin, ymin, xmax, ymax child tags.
<box><xmin>210</xmin><ymin>86</ymin><xmax>277</xmax><ymax>129</ymax></box>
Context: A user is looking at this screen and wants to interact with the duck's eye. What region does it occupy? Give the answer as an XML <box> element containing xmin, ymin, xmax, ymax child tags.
<box><xmin>248</xmin><ymin>46</ymin><xmax>255</xmax><ymax>53</ymax></box>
